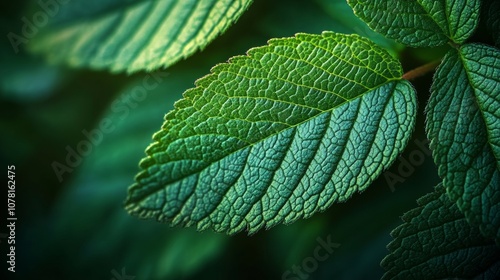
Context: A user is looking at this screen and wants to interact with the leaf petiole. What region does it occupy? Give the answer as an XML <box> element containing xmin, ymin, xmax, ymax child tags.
<box><xmin>402</xmin><ymin>59</ymin><xmax>442</xmax><ymax>81</ymax></box>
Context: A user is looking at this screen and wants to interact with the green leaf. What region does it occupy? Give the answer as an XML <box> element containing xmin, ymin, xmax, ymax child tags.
<box><xmin>426</xmin><ymin>44</ymin><xmax>500</xmax><ymax>241</ymax></box>
<box><xmin>381</xmin><ymin>184</ymin><xmax>500</xmax><ymax>279</ymax></box>
<box><xmin>125</xmin><ymin>32</ymin><xmax>417</xmax><ymax>235</ymax></box>
<box><xmin>347</xmin><ymin>0</ymin><xmax>480</xmax><ymax>47</ymax></box>
<box><xmin>29</xmin><ymin>0</ymin><xmax>253</xmax><ymax>73</ymax></box>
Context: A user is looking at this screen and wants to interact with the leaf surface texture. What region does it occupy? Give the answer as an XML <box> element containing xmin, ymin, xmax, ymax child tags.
<box><xmin>348</xmin><ymin>0</ymin><xmax>480</xmax><ymax>47</ymax></box>
<box><xmin>126</xmin><ymin>33</ymin><xmax>417</xmax><ymax>234</ymax></box>
<box><xmin>382</xmin><ymin>184</ymin><xmax>500</xmax><ymax>279</ymax></box>
<box><xmin>427</xmin><ymin>43</ymin><xmax>500</xmax><ymax>241</ymax></box>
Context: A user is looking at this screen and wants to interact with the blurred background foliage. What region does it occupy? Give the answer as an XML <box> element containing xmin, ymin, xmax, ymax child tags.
<box><xmin>2</xmin><ymin>0</ymin><xmax>494</xmax><ymax>279</ymax></box>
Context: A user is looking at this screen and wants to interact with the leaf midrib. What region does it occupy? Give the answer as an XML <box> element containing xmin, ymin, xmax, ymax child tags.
<box><xmin>458</xmin><ymin>47</ymin><xmax>500</xmax><ymax>166</ymax></box>
<box><xmin>130</xmin><ymin>78</ymin><xmax>401</xmax><ymax>204</ymax></box>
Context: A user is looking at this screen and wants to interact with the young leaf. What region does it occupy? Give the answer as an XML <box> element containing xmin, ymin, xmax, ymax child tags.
<box><xmin>347</xmin><ymin>0</ymin><xmax>480</xmax><ymax>47</ymax></box>
<box><xmin>426</xmin><ymin>44</ymin><xmax>500</xmax><ymax>242</ymax></box>
<box><xmin>381</xmin><ymin>184</ymin><xmax>500</xmax><ymax>279</ymax></box>
<box><xmin>29</xmin><ymin>0</ymin><xmax>253</xmax><ymax>73</ymax></box>
<box><xmin>125</xmin><ymin>32</ymin><xmax>417</xmax><ymax>235</ymax></box>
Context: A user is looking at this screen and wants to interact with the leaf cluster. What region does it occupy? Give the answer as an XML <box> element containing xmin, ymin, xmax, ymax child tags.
<box><xmin>10</xmin><ymin>0</ymin><xmax>499</xmax><ymax>279</ymax></box>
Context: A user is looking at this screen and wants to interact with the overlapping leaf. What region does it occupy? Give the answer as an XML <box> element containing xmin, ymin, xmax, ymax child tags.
<box><xmin>29</xmin><ymin>0</ymin><xmax>252</xmax><ymax>73</ymax></box>
<box><xmin>125</xmin><ymin>32</ymin><xmax>417</xmax><ymax>235</ymax></box>
<box><xmin>348</xmin><ymin>0</ymin><xmax>480</xmax><ymax>47</ymax></box>
<box><xmin>381</xmin><ymin>184</ymin><xmax>500</xmax><ymax>279</ymax></box>
<box><xmin>426</xmin><ymin>44</ymin><xmax>500</xmax><ymax>242</ymax></box>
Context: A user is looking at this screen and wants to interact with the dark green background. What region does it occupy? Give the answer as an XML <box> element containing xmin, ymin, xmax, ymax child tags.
<box><xmin>1</xmin><ymin>0</ymin><xmax>494</xmax><ymax>279</ymax></box>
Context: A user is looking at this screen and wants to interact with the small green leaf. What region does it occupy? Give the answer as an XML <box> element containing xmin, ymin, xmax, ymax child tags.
<box><xmin>381</xmin><ymin>184</ymin><xmax>500</xmax><ymax>279</ymax></box>
<box><xmin>347</xmin><ymin>0</ymin><xmax>480</xmax><ymax>47</ymax></box>
<box><xmin>29</xmin><ymin>0</ymin><xmax>252</xmax><ymax>73</ymax></box>
<box><xmin>125</xmin><ymin>32</ymin><xmax>417</xmax><ymax>235</ymax></box>
<box><xmin>426</xmin><ymin>44</ymin><xmax>500</xmax><ymax>241</ymax></box>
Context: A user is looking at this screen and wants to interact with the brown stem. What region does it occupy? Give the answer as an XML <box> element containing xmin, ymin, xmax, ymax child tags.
<box><xmin>402</xmin><ymin>59</ymin><xmax>441</xmax><ymax>81</ymax></box>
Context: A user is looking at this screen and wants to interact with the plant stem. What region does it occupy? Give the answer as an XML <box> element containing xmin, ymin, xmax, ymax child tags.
<box><xmin>402</xmin><ymin>59</ymin><xmax>441</xmax><ymax>81</ymax></box>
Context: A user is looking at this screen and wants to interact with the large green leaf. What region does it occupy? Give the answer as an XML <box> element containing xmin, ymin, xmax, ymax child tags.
<box><xmin>426</xmin><ymin>44</ymin><xmax>500</xmax><ymax>241</ymax></box>
<box><xmin>381</xmin><ymin>184</ymin><xmax>500</xmax><ymax>279</ymax></box>
<box><xmin>29</xmin><ymin>0</ymin><xmax>252</xmax><ymax>73</ymax></box>
<box><xmin>347</xmin><ymin>0</ymin><xmax>480</xmax><ymax>47</ymax></box>
<box><xmin>125</xmin><ymin>32</ymin><xmax>417</xmax><ymax>235</ymax></box>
